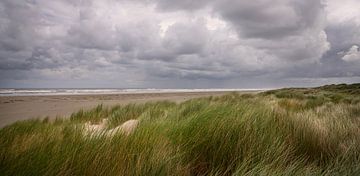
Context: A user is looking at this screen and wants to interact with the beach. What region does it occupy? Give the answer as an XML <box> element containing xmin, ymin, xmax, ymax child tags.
<box><xmin>0</xmin><ymin>91</ymin><xmax>257</xmax><ymax>127</ymax></box>
<box><xmin>1</xmin><ymin>84</ymin><xmax>360</xmax><ymax>175</ymax></box>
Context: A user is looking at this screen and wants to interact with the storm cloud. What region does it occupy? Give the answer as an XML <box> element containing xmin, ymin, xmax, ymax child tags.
<box><xmin>0</xmin><ymin>0</ymin><xmax>359</xmax><ymax>88</ymax></box>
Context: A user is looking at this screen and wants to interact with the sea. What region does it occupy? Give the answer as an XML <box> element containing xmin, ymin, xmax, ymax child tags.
<box><xmin>0</xmin><ymin>88</ymin><xmax>268</xmax><ymax>96</ymax></box>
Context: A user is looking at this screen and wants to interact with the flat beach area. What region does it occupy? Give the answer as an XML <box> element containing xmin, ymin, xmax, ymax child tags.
<box><xmin>0</xmin><ymin>91</ymin><xmax>257</xmax><ymax>127</ymax></box>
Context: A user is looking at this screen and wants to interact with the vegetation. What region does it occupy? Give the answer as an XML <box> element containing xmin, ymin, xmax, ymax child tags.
<box><xmin>1</xmin><ymin>83</ymin><xmax>360</xmax><ymax>175</ymax></box>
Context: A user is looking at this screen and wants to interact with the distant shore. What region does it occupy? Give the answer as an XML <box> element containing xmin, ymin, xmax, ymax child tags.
<box><xmin>0</xmin><ymin>91</ymin><xmax>259</xmax><ymax>127</ymax></box>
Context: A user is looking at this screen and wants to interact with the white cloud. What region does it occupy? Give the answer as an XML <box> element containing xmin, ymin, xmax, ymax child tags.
<box><xmin>326</xmin><ymin>0</ymin><xmax>360</xmax><ymax>24</ymax></box>
<box><xmin>342</xmin><ymin>45</ymin><xmax>360</xmax><ymax>62</ymax></box>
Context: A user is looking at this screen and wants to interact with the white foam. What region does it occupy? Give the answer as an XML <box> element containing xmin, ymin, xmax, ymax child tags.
<box><xmin>0</xmin><ymin>88</ymin><xmax>267</xmax><ymax>96</ymax></box>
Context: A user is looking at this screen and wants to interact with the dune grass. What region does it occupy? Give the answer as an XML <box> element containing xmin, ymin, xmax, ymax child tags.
<box><xmin>1</xmin><ymin>84</ymin><xmax>360</xmax><ymax>175</ymax></box>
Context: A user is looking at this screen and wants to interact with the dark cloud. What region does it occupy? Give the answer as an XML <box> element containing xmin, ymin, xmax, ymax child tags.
<box><xmin>216</xmin><ymin>0</ymin><xmax>316</xmax><ymax>39</ymax></box>
<box><xmin>154</xmin><ymin>0</ymin><xmax>211</xmax><ymax>11</ymax></box>
<box><xmin>0</xmin><ymin>0</ymin><xmax>359</xmax><ymax>88</ymax></box>
<box><xmin>325</xmin><ymin>22</ymin><xmax>360</xmax><ymax>52</ymax></box>
<box><xmin>163</xmin><ymin>21</ymin><xmax>208</xmax><ymax>55</ymax></box>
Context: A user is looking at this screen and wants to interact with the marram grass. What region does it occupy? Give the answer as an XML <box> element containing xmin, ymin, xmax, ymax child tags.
<box><xmin>1</xmin><ymin>84</ymin><xmax>360</xmax><ymax>175</ymax></box>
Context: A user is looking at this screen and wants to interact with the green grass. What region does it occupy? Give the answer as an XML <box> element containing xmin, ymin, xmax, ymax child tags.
<box><xmin>1</xmin><ymin>84</ymin><xmax>360</xmax><ymax>175</ymax></box>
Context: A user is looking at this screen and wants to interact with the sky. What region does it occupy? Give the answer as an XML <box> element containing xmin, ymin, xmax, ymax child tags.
<box><xmin>0</xmin><ymin>0</ymin><xmax>359</xmax><ymax>88</ymax></box>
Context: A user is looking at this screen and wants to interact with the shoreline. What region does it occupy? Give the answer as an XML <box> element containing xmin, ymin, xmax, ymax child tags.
<box><xmin>0</xmin><ymin>91</ymin><xmax>260</xmax><ymax>127</ymax></box>
<box><xmin>0</xmin><ymin>88</ymin><xmax>267</xmax><ymax>97</ymax></box>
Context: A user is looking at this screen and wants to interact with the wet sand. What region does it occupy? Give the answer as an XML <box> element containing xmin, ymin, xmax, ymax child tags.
<box><xmin>0</xmin><ymin>91</ymin><xmax>258</xmax><ymax>127</ymax></box>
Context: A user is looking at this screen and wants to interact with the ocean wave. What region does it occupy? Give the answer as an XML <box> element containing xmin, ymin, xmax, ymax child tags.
<box><xmin>0</xmin><ymin>88</ymin><xmax>267</xmax><ymax>96</ymax></box>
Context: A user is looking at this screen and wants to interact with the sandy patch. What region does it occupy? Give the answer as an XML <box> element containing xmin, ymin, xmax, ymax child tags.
<box><xmin>83</xmin><ymin>119</ymin><xmax>139</xmax><ymax>137</ymax></box>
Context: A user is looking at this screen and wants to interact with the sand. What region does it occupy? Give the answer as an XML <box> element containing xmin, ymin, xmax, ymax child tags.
<box><xmin>83</xmin><ymin>119</ymin><xmax>139</xmax><ymax>137</ymax></box>
<box><xmin>0</xmin><ymin>91</ymin><xmax>258</xmax><ymax>127</ymax></box>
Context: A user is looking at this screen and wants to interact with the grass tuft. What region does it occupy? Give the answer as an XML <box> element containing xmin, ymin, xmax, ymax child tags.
<box><xmin>1</xmin><ymin>83</ymin><xmax>360</xmax><ymax>175</ymax></box>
